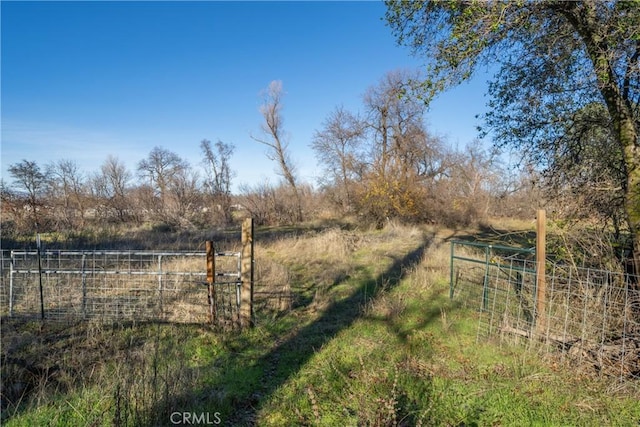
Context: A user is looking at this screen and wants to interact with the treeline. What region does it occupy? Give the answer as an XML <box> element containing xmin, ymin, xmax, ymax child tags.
<box><xmin>1</xmin><ymin>148</ymin><xmax>535</xmax><ymax>235</ymax></box>
<box><xmin>2</xmin><ymin>71</ymin><xmax>542</xmax><ymax>236</ymax></box>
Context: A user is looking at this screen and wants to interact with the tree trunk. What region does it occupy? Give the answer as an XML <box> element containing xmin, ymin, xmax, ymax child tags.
<box><xmin>556</xmin><ymin>1</ymin><xmax>640</xmax><ymax>280</ymax></box>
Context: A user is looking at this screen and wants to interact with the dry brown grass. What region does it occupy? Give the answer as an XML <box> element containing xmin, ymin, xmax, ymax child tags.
<box><xmin>254</xmin><ymin>257</ymin><xmax>293</xmax><ymax>313</ymax></box>
<box><xmin>4</xmin><ymin>221</ymin><xmax>639</xmax><ymax>426</ymax></box>
<box><xmin>265</xmin><ymin>227</ymin><xmax>363</xmax><ymax>264</ymax></box>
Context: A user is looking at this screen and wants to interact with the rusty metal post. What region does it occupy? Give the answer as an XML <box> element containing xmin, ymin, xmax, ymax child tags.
<box><xmin>240</xmin><ymin>218</ymin><xmax>254</xmax><ymax>328</ymax></box>
<box><xmin>206</xmin><ymin>241</ymin><xmax>216</xmax><ymax>325</ymax></box>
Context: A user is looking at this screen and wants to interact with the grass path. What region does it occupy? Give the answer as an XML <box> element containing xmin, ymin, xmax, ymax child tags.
<box><xmin>225</xmin><ymin>235</ymin><xmax>433</xmax><ymax>425</ymax></box>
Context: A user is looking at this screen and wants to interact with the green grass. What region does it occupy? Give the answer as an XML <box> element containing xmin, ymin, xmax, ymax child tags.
<box><xmin>2</xmin><ymin>223</ymin><xmax>639</xmax><ymax>426</ymax></box>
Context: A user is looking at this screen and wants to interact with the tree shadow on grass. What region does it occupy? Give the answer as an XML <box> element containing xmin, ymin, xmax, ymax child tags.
<box><xmin>146</xmin><ymin>234</ymin><xmax>435</xmax><ymax>426</ymax></box>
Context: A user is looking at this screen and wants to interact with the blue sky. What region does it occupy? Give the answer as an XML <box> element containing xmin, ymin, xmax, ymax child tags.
<box><xmin>1</xmin><ymin>1</ymin><xmax>491</xmax><ymax>192</ymax></box>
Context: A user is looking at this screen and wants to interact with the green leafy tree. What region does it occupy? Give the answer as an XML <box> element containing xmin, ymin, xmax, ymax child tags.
<box><xmin>385</xmin><ymin>0</ymin><xmax>640</xmax><ymax>267</ymax></box>
<box><xmin>545</xmin><ymin>103</ymin><xmax>629</xmax><ymax>235</ymax></box>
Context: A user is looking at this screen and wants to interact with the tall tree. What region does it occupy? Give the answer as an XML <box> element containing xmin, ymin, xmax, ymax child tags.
<box><xmin>449</xmin><ymin>143</ymin><xmax>502</xmax><ymax>223</ymax></box>
<box><xmin>545</xmin><ymin>102</ymin><xmax>629</xmax><ymax>234</ymax></box>
<box><xmin>92</xmin><ymin>155</ymin><xmax>132</xmax><ymax>222</ymax></box>
<box><xmin>252</xmin><ymin>80</ymin><xmax>302</xmax><ymax>222</ymax></box>
<box><xmin>138</xmin><ymin>147</ymin><xmax>189</xmax><ymax>199</ymax></box>
<box><xmin>311</xmin><ymin>106</ymin><xmax>365</xmax><ymax>212</ymax></box>
<box><xmin>168</xmin><ymin>165</ymin><xmax>200</xmax><ymax>225</ymax></box>
<box><xmin>137</xmin><ymin>146</ymin><xmax>189</xmax><ymax>220</ymax></box>
<box><xmin>8</xmin><ymin>160</ymin><xmax>49</xmax><ymax>231</ymax></box>
<box><xmin>385</xmin><ymin>0</ymin><xmax>640</xmax><ymax>267</ymax></box>
<box><xmin>200</xmin><ymin>139</ymin><xmax>235</xmax><ymax>224</ymax></box>
<box><xmin>47</xmin><ymin>159</ymin><xmax>87</xmax><ymax>228</ymax></box>
<box><xmin>359</xmin><ymin>70</ymin><xmax>445</xmax><ymax>225</ymax></box>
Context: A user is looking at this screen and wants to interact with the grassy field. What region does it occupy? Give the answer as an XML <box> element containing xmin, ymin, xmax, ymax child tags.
<box><xmin>2</xmin><ymin>222</ymin><xmax>639</xmax><ymax>426</ymax></box>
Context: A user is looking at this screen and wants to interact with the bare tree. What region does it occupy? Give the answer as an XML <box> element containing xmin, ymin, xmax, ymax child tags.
<box><xmin>252</xmin><ymin>80</ymin><xmax>302</xmax><ymax>222</ymax></box>
<box><xmin>448</xmin><ymin>143</ymin><xmax>502</xmax><ymax>224</ymax></box>
<box><xmin>91</xmin><ymin>156</ymin><xmax>132</xmax><ymax>222</ymax></box>
<box><xmin>1</xmin><ymin>180</ymin><xmax>22</xmax><ymax>234</ymax></box>
<box><xmin>312</xmin><ymin>106</ymin><xmax>365</xmax><ymax>212</ymax></box>
<box><xmin>47</xmin><ymin>159</ymin><xmax>88</xmax><ymax>228</ymax></box>
<box><xmin>362</xmin><ymin>70</ymin><xmax>426</xmax><ymax>173</ymax></box>
<box><xmin>358</xmin><ymin>70</ymin><xmax>444</xmax><ymax>225</ymax></box>
<box><xmin>137</xmin><ymin>146</ymin><xmax>189</xmax><ymax>221</ymax></box>
<box><xmin>168</xmin><ymin>166</ymin><xmax>201</xmax><ymax>226</ymax></box>
<box><xmin>8</xmin><ymin>160</ymin><xmax>49</xmax><ymax>231</ymax></box>
<box><xmin>138</xmin><ymin>147</ymin><xmax>188</xmax><ymax>198</ymax></box>
<box><xmin>238</xmin><ymin>181</ymin><xmax>279</xmax><ymax>226</ymax></box>
<box><xmin>201</xmin><ymin>139</ymin><xmax>235</xmax><ymax>224</ymax></box>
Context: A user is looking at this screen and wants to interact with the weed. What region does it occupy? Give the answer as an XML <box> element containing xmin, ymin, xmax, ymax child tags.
<box><xmin>2</xmin><ymin>222</ymin><xmax>639</xmax><ymax>426</ymax></box>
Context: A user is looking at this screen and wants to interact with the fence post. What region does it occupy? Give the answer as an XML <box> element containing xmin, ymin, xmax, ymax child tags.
<box><xmin>482</xmin><ymin>246</ymin><xmax>490</xmax><ymax>311</ymax></box>
<box><xmin>158</xmin><ymin>255</ymin><xmax>164</xmax><ymax>319</ymax></box>
<box><xmin>81</xmin><ymin>254</ymin><xmax>87</xmax><ymax>319</ymax></box>
<box><xmin>240</xmin><ymin>218</ymin><xmax>254</xmax><ymax>328</ymax></box>
<box><xmin>37</xmin><ymin>234</ymin><xmax>44</xmax><ymax>321</ymax></box>
<box><xmin>206</xmin><ymin>241</ymin><xmax>216</xmax><ymax>324</ymax></box>
<box><xmin>236</xmin><ymin>252</ymin><xmax>242</xmax><ymax>324</ymax></box>
<box><xmin>535</xmin><ymin>209</ymin><xmax>547</xmax><ymax>335</ymax></box>
<box><xmin>9</xmin><ymin>251</ymin><xmax>14</xmax><ymax>317</ymax></box>
<box><xmin>449</xmin><ymin>241</ymin><xmax>455</xmax><ymax>300</ymax></box>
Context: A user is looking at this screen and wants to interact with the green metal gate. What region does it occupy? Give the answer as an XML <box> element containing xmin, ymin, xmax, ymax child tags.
<box><xmin>450</xmin><ymin>240</ymin><xmax>538</xmax><ymax>336</ymax></box>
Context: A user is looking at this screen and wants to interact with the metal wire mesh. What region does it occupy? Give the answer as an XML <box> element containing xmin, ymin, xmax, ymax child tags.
<box><xmin>209</xmin><ymin>251</ymin><xmax>243</xmax><ymax>328</ymax></box>
<box><xmin>0</xmin><ymin>250</ymin><xmax>10</xmax><ymax>318</ymax></box>
<box><xmin>451</xmin><ymin>240</ymin><xmax>640</xmax><ymax>382</ymax></box>
<box><xmin>543</xmin><ymin>263</ymin><xmax>640</xmax><ymax>379</ymax></box>
<box><xmin>3</xmin><ymin>250</ymin><xmax>211</xmax><ymax>323</ymax></box>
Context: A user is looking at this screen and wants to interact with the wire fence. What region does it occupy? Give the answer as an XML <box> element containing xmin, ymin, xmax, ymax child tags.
<box><xmin>0</xmin><ymin>250</ymin><xmax>11</xmax><ymax>318</ymax></box>
<box><xmin>1</xmin><ymin>250</ymin><xmax>224</xmax><ymax>323</ymax></box>
<box><xmin>450</xmin><ymin>240</ymin><xmax>640</xmax><ymax>382</ymax></box>
<box><xmin>1</xmin><ymin>248</ymin><xmax>291</xmax><ymax>326</ymax></box>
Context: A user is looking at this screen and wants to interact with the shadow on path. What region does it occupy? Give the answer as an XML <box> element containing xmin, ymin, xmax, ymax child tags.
<box><xmin>149</xmin><ymin>234</ymin><xmax>433</xmax><ymax>426</ymax></box>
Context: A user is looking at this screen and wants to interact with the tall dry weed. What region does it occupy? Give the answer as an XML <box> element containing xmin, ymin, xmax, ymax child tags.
<box><xmin>409</xmin><ymin>240</ymin><xmax>449</xmax><ymax>289</ymax></box>
<box><xmin>254</xmin><ymin>257</ymin><xmax>293</xmax><ymax>313</ymax></box>
<box><xmin>267</xmin><ymin>228</ymin><xmax>362</xmax><ymax>264</ymax></box>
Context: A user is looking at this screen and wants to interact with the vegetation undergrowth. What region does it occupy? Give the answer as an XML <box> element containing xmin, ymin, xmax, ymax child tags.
<box><xmin>2</xmin><ymin>222</ymin><xmax>638</xmax><ymax>426</ymax></box>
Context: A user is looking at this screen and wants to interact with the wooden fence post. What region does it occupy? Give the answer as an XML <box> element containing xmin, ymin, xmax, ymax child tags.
<box><xmin>536</xmin><ymin>209</ymin><xmax>546</xmax><ymax>335</ymax></box>
<box><xmin>206</xmin><ymin>241</ymin><xmax>216</xmax><ymax>325</ymax></box>
<box><xmin>240</xmin><ymin>218</ymin><xmax>254</xmax><ymax>328</ymax></box>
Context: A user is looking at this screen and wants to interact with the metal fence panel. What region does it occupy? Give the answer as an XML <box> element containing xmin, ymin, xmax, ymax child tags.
<box><xmin>3</xmin><ymin>250</ymin><xmax>211</xmax><ymax>323</ymax></box>
<box><xmin>450</xmin><ymin>240</ymin><xmax>640</xmax><ymax>382</ymax></box>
